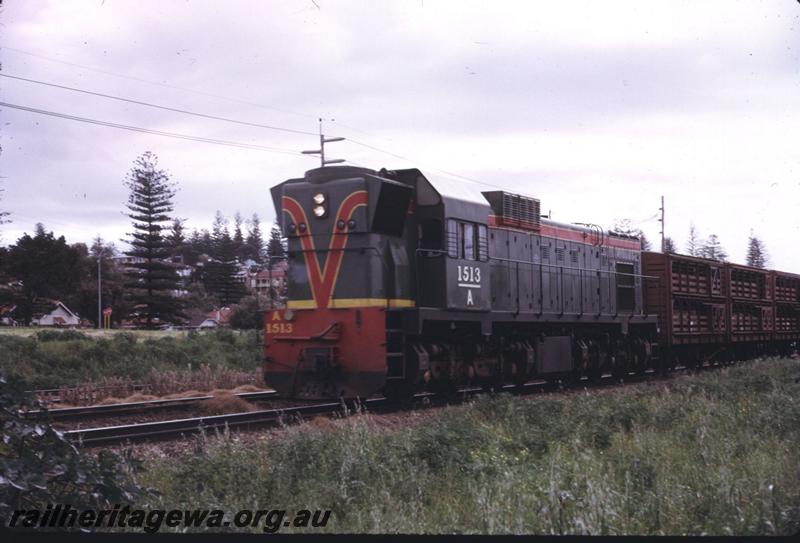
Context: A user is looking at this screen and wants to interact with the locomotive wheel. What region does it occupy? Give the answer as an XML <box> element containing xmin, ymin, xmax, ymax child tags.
<box><xmin>482</xmin><ymin>367</ymin><xmax>505</xmax><ymax>393</ymax></box>
<box><xmin>513</xmin><ymin>363</ymin><xmax>528</xmax><ymax>387</ymax></box>
<box><xmin>611</xmin><ymin>358</ymin><xmax>625</xmax><ymax>383</ymax></box>
<box><xmin>589</xmin><ymin>362</ymin><xmax>603</xmax><ymax>383</ymax></box>
<box><xmin>612</xmin><ymin>347</ymin><xmax>630</xmax><ymax>383</ymax></box>
<box><xmin>434</xmin><ymin>379</ymin><xmax>459</xmax><ymax>401</ymax></box>
<box><xmin>383</xmin><ymin>381</ymin><xmax>414</xmax><ymax>403</ymax></box>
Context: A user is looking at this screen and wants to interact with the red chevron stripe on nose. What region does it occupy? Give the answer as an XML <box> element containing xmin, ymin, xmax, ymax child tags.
<box><xmin>282</xmin><ymin>191</ymin><xmax>368</xmax><ymax>308</ymax></box>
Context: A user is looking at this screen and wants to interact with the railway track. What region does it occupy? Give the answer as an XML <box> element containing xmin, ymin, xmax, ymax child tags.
<box><xmin>21</xmin><ymin>391</ymin><xmax>279</xmax><ymax>421</ymax></box>
<box><xmin>59</xmin><ymin>362</ymin><xmax>709</xmax><ymax>447</ymax></box>
<box><xmin>63</xmin><ymin>396</ymin><xmax>398</xmax><ymax>447</ymax></box>
<box><xmin>29</xmin><ymin>383</ymin><xmax>152</xmax><ymax>404</ymax></box>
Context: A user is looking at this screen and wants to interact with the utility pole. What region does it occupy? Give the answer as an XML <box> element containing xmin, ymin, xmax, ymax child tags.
<box><xmin>97</xmin><ymin>250</ymin><xmax>102</xmax><ymax>329</ymax></box>
<box><xmin>302</xmin><ymin>118</ymin><xmax>346</xmax><ymax>167</ymax></box>
<box><xmin>658</xmin><ymin>195</ymin><xmax>665</xmax><ymax>252</ymax></box>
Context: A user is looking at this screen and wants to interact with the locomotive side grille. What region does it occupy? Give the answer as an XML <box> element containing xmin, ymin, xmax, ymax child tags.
<box><xmin>483</xmin><ymin>190</ymin><xmax>541</xmax><ymax>230</ymax></box>
<box><xmin>501</xmin><ymin>192</ymin><xmax>540</xmax><ymax>229</ymax></box>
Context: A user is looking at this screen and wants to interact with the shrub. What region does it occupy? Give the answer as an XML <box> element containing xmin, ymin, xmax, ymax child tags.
<box><xmin>0</xmin><ymin>372</ymin><xmax>150</xmax><ymax>526</ymax></box>
<box><xmin>0</xmin><ymin>330</ymin><xmax>263</xmax><ymax>393</ymax></box>
<box><xmin>229</xmin><ymin>297</ymin><xmax>266</xmax><ymax>330</ymax></box>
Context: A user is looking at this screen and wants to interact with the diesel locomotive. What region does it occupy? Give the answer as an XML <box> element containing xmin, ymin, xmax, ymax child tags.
<box><xmin>263</xmin><ymin>166</ymin><xmax>800</xmax><ymax>399</ymax></box>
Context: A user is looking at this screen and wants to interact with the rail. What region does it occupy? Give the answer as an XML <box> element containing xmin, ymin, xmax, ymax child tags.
<box><xmin>63</xmin><ymin>396</ymin><xmax>393</xmax><ymax>446</ymax></box>
<box><xmin>62</xmin><ymin>362</ymin><xmax>716</xmax><ymax>447</ymax></box>
<box><xmin>21</xmin><ymin>391</ymin><xmax>279</xmax><ymax>421</ymax></box>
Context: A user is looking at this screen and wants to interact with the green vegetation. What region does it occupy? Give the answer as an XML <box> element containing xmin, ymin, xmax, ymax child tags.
<box><xmin>0</xmin><ymin>329</ymin><xmax>262</xmax><ymax>390</ymax></box>
<box><xmin>0</xmin><ymin>374</ymin><xmax>150</xmax><ymax>524</ymax></box>
<box><xmin>144</xmin><ymin>358</ymin><xmax>800</xmax><ymax>535</ymax></box>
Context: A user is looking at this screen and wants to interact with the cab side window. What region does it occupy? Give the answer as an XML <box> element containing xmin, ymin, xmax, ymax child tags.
<box><xmin>477</xmin><ymin>225</ymin><xmax>488</xmax><ymax>261</ymax></box>
<box><xmin>447</xmin><ymin>219</ymin><xmax>458</xmax><ymax>257</ymax></box>
<box><xmin>461</xmin><ymin>222</ymin><xmax>476</xmax><ymax>260</ymax></box>
<box><xmin>446</xmin><ymin>219</ymin><xmax>487</xmax><ymax>261</ymax></box>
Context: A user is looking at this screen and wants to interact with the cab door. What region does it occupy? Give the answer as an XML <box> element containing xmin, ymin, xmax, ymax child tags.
<box><xmin>417</xmin><ymin>216</ymin><xmax>447</xmax><ymax>308</ymax></box>
<box><xmin>446</xmin><ymin>219</ymin><xmax>491</xmax><ymax>310</ymax></box>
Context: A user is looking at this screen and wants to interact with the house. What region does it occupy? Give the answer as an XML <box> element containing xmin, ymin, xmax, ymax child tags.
<box><xmin>0</xmin><ymin>304</ymin><xmax>19</xmax><ymax>326</ymax></box>
<box><xmin>30</xmin><ymin>300</ymin><xmax>81</xmax><ymax>327</ymax></box>
<box><xmin>251</xmin><ymin>261</ymin><xmax>288</xmax><ymax>299</ymax></box>
<box><xmin>194</xmin><ymin>307</ymin><xmax>232</xmax><ymax>329</ymax></box>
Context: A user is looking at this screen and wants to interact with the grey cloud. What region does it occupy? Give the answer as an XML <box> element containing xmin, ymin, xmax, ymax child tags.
<box><xmin>3</xmin><ymin>1</ymin><xmax>800</xmax><ymax>271</ymax></box>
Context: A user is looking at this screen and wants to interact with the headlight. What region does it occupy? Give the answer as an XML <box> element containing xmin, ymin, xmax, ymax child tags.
<box><xmin>313</xmin><ymin>205</ymin><xmax>326</xmax><ymax>218</ymax></box>
<box><xmin>313</xmin><ymin>193</ymin><xmax>326</xmax><ymax>205</ymax></box>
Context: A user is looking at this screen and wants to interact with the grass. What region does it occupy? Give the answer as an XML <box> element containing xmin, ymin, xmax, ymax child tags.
<box><xmin>0</xmin><ymin>328</ymin><xmax>263</xmax><ymax>392</ymax></box>
<box><xmin>0</xmin><ymin>327</ymin><xmax>193</xmax><ymax>339</ymax></box>
<box><xmin>140</xmin><ymin>357</ymin><xmax>800</xmax><ymax>535</ymax></box>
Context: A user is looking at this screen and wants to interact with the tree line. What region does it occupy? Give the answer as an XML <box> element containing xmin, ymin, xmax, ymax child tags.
<box><xmin>0</xmin><ymin>152</ymin><xmax>286</xmax><ymax>327</ymax></box>
<box><xmin>678</xmin><ymin>223</ymin><xmax>767</xmax><ymax>268</ymax></box>
<box><xmin>614</xmin><ymin>218</ymin><xmax>768</xmax><ymax>268</ymax></box>
<box><xmin>0</xmin><ymin>152</ymin><xmax>777</xmax><ymax>326</ymax></box>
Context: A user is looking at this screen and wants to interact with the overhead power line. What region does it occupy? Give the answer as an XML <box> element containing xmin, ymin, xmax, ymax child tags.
<box><xmin>2</xmin><ymin>46</ymin><xmax>317</xmax><ymax>120</ymax></box>
<box><xmin>0</xmin><ymin>73</ymin><xmax>317</xmax><ymax>137</ymax></box>
<box><xmin>0</xmin><ymin>101</ymin><xmax>312</xmax><ymax>157</ymax></box>
<box><xmin>2</xmin><ymin>48</ymin><xmax>514</xmax><ymax>191</ymax></box>
<box><xmin>347</xmin><ymin>137</ymin><xmax>513</xmax><ymax>192</ymax></box>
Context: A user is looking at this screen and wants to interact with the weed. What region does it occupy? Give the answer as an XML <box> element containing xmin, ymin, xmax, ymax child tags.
<box><xmin>141</xmin><ymin>357</ymin><xmax>800</xmax><ymax>535</ymax></box>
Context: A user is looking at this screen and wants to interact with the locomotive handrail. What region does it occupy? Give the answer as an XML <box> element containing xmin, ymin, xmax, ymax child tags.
<box><xmin>416</xmin><ymin>247</ymin><xmax>658</xmax><ymax>280</ymax></box>
<box><xmin>414</xmin><ymin>248</ymin><xmax>655</xmax><ymax>316</ymax></box>
<box><xmin>485</xmin><ymin>255</ymin><xmax>659</xmax><ymax>280</ymax></box>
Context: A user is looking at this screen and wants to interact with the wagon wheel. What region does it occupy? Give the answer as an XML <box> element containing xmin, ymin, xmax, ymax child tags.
<box><xmin>686</xmin><ymin>350</ymin><xmax>701</xmax><ymax>373</ymax></box>
<box><xmin>634</xmin><ymin>341</ymin><xmax>648</xmax><ymax>376</ymax></box>
<box><xmin>657</xmin><ymin>349</ymin><xmax>676</xmax><ymax>375</ymax></box>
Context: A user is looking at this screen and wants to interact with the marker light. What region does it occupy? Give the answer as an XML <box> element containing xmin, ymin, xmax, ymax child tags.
<box><xmin>313</xmin><ymin>205</ymin><xmax>327</xmax><ymax>218</ymax></box>
<box><xmin>313</xmin><ymin>193</ymin><xmax>326</xmax><ymax>205</ymax></box>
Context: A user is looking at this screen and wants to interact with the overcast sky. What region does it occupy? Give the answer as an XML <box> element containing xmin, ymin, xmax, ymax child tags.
<box><xmin>1</xmin><ymin>1</ymin><xmax>800</xmax><ymax>269</ymax></box>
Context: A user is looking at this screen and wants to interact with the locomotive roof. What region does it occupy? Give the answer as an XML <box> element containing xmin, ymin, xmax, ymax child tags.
<box><xmin>422</xmin><ymin>172</ymin><xmax>493</xmax><ymax>207</ymax></box>
<box><xmin>273</xmin><ymin>166</ymin><xmax>636</xmax><ymax>244</ymax></box>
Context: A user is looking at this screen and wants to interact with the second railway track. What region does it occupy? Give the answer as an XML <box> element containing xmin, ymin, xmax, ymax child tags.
<box><xmin>21</xmin><ymin>390</ymin><xmax>280</xmax><ymax>421</ymax></box>
<box><xmin>63</xmin><ymin>396</ymin><xmax>398</xmax><ymax>447</ymax></box>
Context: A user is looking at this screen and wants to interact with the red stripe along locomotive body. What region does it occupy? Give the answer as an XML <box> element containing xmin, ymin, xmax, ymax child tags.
<box><xmin>263</xmin><ymin>166</ymin><xmax>800</xmax><ymax>399</ymax></box>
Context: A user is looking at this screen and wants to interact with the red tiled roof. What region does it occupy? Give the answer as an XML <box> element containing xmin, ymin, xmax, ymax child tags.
<box><xmin>206</xmin><ymin>307</ymin><xmax>232</xmax><ymax>324</ymax></box>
